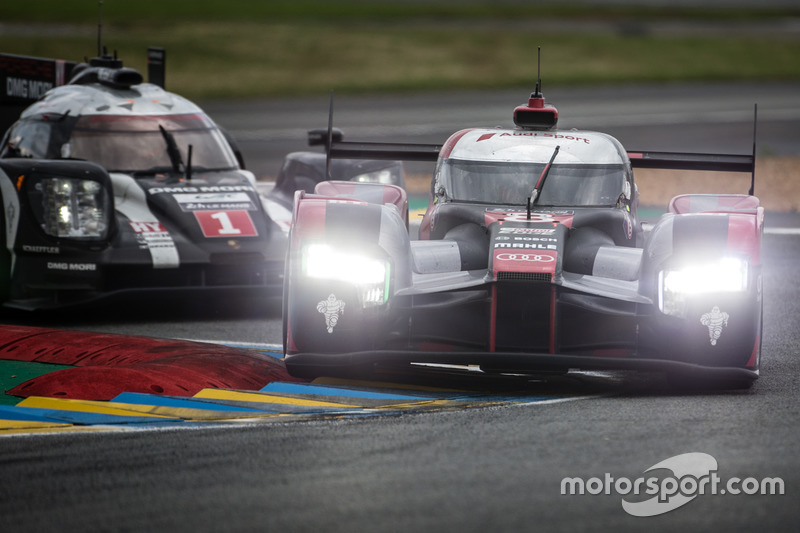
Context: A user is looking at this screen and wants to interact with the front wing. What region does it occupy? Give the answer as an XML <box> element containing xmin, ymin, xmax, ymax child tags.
<box><xmin>284</xmin><ymin>349</ymin><xmax>759</xmax><ymax>387</ymax></box>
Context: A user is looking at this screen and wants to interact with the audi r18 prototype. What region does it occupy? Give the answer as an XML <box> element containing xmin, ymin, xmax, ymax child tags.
<box><xmin>283</xmin><ymin>85</ymin><xmax>763</xmax><ymax>389</ymax></box>
<box><xmin>0</xmin><ymin>48</ymin><xmax>288</xmax><ymax>309</ymax></box>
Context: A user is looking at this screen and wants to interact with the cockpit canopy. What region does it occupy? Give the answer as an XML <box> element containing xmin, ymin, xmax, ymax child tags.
<box><xmin>2</xmin><ymin>112</ymin><xmax>239</xmax><ymax>174</ymax></box>
<box><xmin>434</xmin><ymin>128</ymin><xmax>633</xmax><ymax>208</ymax></box>
<box><xmin>438</xmin><ymin>159</ymin><xmax>626</xmax><ymax>207</ymax></box>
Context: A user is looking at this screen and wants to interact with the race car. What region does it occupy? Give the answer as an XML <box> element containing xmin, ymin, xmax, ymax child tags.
<box><xmin>282</xmin><ymin>84</ymin><xmax>763</xmax><ymax>389</ymax></box>
<box><xmin>264</xmin><ymin>127</ymin><xmax>407</xmax><ymax>231</ymax></box>
<box><xmin>267</xmin><ymin>127</ymin><xmax>406</xmax><ymax>211</ymax></box>
<box><xmin>0</xmin><ymin>48</ymin><xmax>289</xmax><ymax>310</ymax></box>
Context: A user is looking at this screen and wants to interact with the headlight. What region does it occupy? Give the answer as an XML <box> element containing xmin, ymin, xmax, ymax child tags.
<box><xmin>659</xmin><ymin>257</ymin><xmax>748</xmax><ymax>317</ymax></box>
<box><xmin>302</xmin><ymin>243</ymin><xmax>390</xmax><ymax>306</ymax></box>
<box><xmin>352</xmin><ymin>169</ymin><xmax>394</xmax><ymax>185</ymax></box>
<box><xmin>32</xmin><ymin>177</ymin><xmax>111</xmax><ymax>240</ymax></box>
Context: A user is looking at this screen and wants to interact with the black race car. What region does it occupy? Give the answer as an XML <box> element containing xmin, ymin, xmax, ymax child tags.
<box><xmin>282</xmin><ymin>85</ymin><xmax>763</xmax><ymax>389</ymax></box>
<box><xmin>259</xmin><ymin>127</ymin><xmax>407</xmax><ymax>237</ymax></box>
<box><xmin>0</xmin><ymin>49</ymin><xmax>288</xmax><ymax>309</ymax></box>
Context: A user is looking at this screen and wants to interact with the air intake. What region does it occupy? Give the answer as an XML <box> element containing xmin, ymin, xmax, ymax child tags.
<box><xmin>513</xmin><ymin>93</ymin><xmax>558</xmax><ymax>130</ymax></box>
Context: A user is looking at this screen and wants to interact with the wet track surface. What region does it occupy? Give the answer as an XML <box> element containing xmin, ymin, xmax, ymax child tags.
<box><xmin>0</xmin><ymin>84</ymin><xmax>799</xmax><ymax>531</ymax></box>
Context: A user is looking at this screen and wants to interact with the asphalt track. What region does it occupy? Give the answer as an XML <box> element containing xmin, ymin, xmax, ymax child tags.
<box><xmin>0</xmin><ymin>83</ymin><xmax>799</xmax><ymax>532</ymax></box>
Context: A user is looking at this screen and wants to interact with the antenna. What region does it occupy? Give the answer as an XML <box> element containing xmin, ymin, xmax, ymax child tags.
<box><xmin>186</xmin><ymin>144</ymin><xmax>193</xmax><ymax>181</ymax></box>
<box><xmin>749</xmin><ymin>104</ymin><xmax>757</xmax><ymax>196</ymax></box>
<box><xmin>326</xmin><ymin>90</ymin><xmax>334</xmax><ymax>180</ymax></box>
<box><xmin>97</xmin><ymin>1</ymin><xmax>104</xmax><ymax>57</ymax></box>
<box><xmin>533</xmin><ymin>47</ymin><xmax>542</xmax><ymax>98</ymax></box>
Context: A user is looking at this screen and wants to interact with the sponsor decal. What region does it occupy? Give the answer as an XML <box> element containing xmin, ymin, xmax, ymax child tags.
<box><xmin>0</xmin><ymin>177</ymin><xmax>21</xmax><ymax>251</ymax></box>
<box><xmin>495</xmin><ymin>242</ymin><xmax>557</xmax><ymax>251</ymax></box>
<box><xmin>6</xmin><ymin>202</ymin><xmax>16</xmax><ymax>235</ymax></box>
<box><xmin>496</xmin><ymin>253</ymin><xmax>554</xmax><ymax>263</ymax></box>
<box><xmin>114</xmin><ymin>174</ymin><xmax>180</xmax><ymax>268</ymax></box>
<box><xmin>493</xmin><ymin>249</ymin><xmax>557</xmax><ymax>277</ymax></box>
<box><xmin>194</xmin><ymin>210</ymin><xmax>258</xmax><ymax>238</ymax></box>
<box><xmin>128</xmin><ymin>221</ymin><xmax>179</xmax><ymax>268</ymax></box>
<box><xmin>317</xmin><ymin>294</ymin><xmax>345</xmax><ymax>334</ymax></box>
<box><xmin>496</xmin><ymin>235</ymin><xmax>558</xmax><ymax>247</ymax></box>
<box><xmin>485</xmin><ymin>209</ymin><xmax>574</xmax><ymax>228</ymax></box>
<box><xmin>561</xmin><ymin>452</ymin><xmax>784</xmax><ymax>517</ymax></box>
<box><xmin>499</xmin><ymin>227</ymin><xmax>557</xmax><ymax>235</ymax></box>
<box><xmin>5</xmin><ymin>77</ymin><xmax>53</xmax><ymax>99</ymax></box>
<box><xmin>700</xmin><ymin>305</ymin><xmax>729</xmax><ymax>346</ymax></box>
<box><xmin>503</xmin><ymin>212</ymin><xmax>561</xmax><ymax>224</ymax></box>
<box><xmin>47</xmin><ymin>262</ymin><xmax>96</xmax><ymax>271</ymax></box>
<box><xmin>173</xmin><ymin>192</ymin><xmax>256</xmax><ymax>212</ymax></box>
<box><xmin>148</xmin><ymin>185</ymin><xmax>255</xmax><ymax>195</ymax></box>
<box><xmin>22</xmin><ymin>245</ymin><xmax>60</xmax><ymax>254</ymax></box>
<box><xmin>511</xmin><ymin>237</ymin><xmax>558</xmax><ymax>243</ymax></box>
<box><xmin>129</xmin><ymin>221</ymin><xmax>167</xmax><ymax>233</ymax></box>
<box><xmin>623</xmin><ymin>211</ymin><xmax>633</xmax><ymax>240</ymax></box>
<box><xmin>476</xmin><ymin>132</ymin><xmax>591</xmax><ymax>144</ymax></box>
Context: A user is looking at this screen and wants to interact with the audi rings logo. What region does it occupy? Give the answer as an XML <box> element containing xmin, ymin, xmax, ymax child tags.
<box><xmin>496</xmin><ymin>253</ymin><xmax>554</xmax><ymax>263</ymax></box>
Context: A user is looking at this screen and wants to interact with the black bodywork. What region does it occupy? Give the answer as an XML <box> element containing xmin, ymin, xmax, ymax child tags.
<box><xmin>0</xmin><ymin>50</ymin><xmax>286</xmax><ymax>309</ymax></box>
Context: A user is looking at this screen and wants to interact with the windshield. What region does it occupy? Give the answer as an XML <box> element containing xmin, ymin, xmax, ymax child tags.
<box><xmin>63</xmin><ymin>113</ymin><xmax>239</xmax><ymax>173</ymax></box>
<box><xmin>437</xmin><ymin>159</ymin><xmax>626</xmax><ymax>207</ymax></box>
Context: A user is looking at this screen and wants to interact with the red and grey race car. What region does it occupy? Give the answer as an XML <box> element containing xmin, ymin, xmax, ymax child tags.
<box><xmin>282</xmin><ymin>85</ymin><xmax>763</xmax><ymax>389</ymax></box>
<box><xmin>0</xmin><ymin>48</ymin><xmax>289</xmax><ymax>309</ymax></box>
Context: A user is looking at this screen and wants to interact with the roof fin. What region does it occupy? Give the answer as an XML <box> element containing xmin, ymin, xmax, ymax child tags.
<box><xmin>749</xmin><ymin>104</ymin><xmax>757</xmax><ymax>196</ymax></box>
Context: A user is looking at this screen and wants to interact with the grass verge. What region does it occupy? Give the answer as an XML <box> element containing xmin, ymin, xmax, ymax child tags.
<box><xmin>1</xmin><ymin>4</ymin><xmax>799</xmax><ymax>100</ymax></box>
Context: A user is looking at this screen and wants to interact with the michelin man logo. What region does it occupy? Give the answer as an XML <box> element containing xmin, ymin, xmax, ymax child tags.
<box><xmin>700</xmin><ymin>305</ymin><xmax>729</xmax><ymax>346</ymax></box>
<box><xmin>317</xmin><ymin>294</ymin><xmax>345</xmax><ymax>334</ymax></box>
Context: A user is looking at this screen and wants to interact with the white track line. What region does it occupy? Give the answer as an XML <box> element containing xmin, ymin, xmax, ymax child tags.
<box><xmin>180</xmin><ymin>339</ymin><xmax>282</xmax><ymax>351</ymax></box>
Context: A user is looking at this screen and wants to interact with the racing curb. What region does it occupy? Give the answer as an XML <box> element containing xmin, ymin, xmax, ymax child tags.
<box><xmin>0</xmin><ymin>325</ymin><xmax>301</xmax><ymax>401</ymax></box>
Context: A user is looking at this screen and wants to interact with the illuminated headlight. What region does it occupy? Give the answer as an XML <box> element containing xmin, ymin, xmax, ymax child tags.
<box><xmin>353</xmin><ymin>169</ymin><xmax>394</xmax><ymax>185</ymax></box>
<box><xmin>34</xmin><ymin>178</ymin><xmax>110</xmax><ymax>239</ymax></box>
<box><xmin>302</xmin><ymin>243</ymin><xmax>390</xmax><ymax>306</ymax></box>
<box><xmin>659</xmin><ymin>257</ymin><xmax>748</xmax><ymax>317</ymax></box>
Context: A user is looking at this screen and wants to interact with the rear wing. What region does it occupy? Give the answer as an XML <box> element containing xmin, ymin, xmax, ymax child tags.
<box><xmin>319</xmin><ymin>93</ymin><xmax>758</xmax><ymax>195</ymax></box>
<box><xmin>0</xmin><ymin>53</ymin><xmax>78</xmax><ymax>135</ymax></box>
<box><xmin>307</xmin><ymin>125</ymin><xmax>440</xmax><ymax>162</ymax></box>
<box><xmin>628</xmin><ymin>149</ymin><xmax>756</xmax><ymax>196</ymax></box>
<box><xmin>0</xmin><ymin>47</ymin><xmax>166</xmax><ymax>135</ymax></box>
<box><xmin>320</xmin><ymin>141</ymin><xmax>758</xmax><ymax>194</ymax></box>
<box><xmin>626</xmin><ymin>151</ymin><xmax>754</xmax><ymax>173</ymax></box>
<box><xmin>329</xmin><ymin>140</ymin><xmax>441</xmax><ymax>162</ymax></box>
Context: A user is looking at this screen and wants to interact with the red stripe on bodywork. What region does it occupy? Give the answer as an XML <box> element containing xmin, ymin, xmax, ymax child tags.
<box><xmin>490</xmin><ymin>285</ymin><xmax>497</xmax><ymax>352</ymax></box>
<box><xmin>293</xmin><ymin>197</ymin><xmax>330</xmax><ymax>242</ymax></box>
<box><xmin>440</xmin><ymin>129</ymin><xmax>477</xmax><ymax>159</ymax></box>
<box><xmin>549</xmin><ymin>286</ymin><xmax>556</xmax><ymax>354</ymax></box>
<box><xmin>727</xmin><ymin>213</ymin><xmax>762</xmax><ymax>266</ymax></box>
<box><xmin>746</xmin><ymin>331</ymin><xmax>760</xmax><ymax>369</ymax></box>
